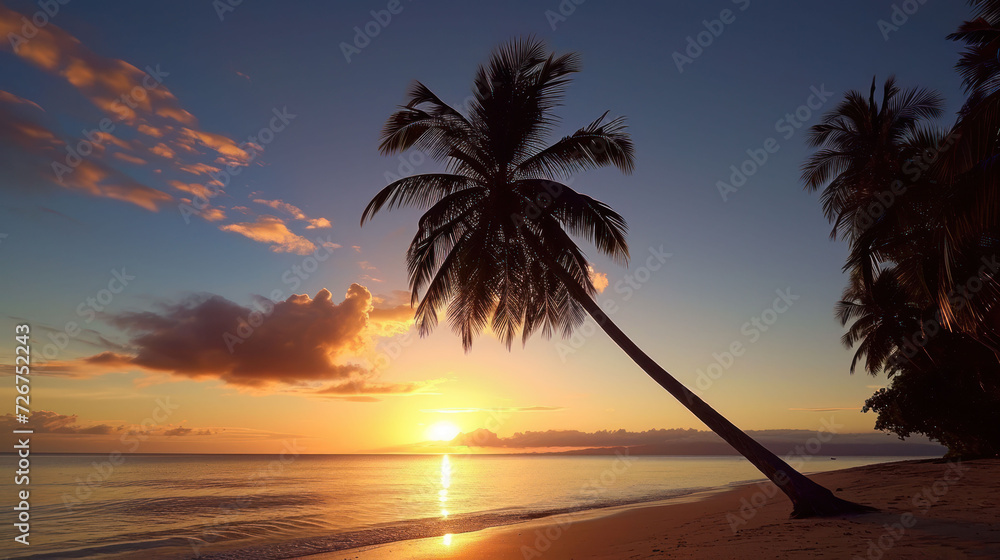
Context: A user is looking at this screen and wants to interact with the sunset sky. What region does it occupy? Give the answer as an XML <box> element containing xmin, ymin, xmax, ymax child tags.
<box><xmin>0</xmin><ymin>1</ymin><xmax>972</xmax><ymax>453</ymax></box>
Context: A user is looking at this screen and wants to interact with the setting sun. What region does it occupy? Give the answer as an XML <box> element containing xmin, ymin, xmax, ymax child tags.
<box><xmin>426</xmin><ymin>422</ymin><xmax>462</xmax><ymax>442</ymax></box>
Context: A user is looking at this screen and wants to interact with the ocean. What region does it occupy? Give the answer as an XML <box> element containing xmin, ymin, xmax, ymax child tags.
<box><xmin>2</xmin><ymin>454</ymin><xmax>922</xmax><ymax>559</ymax></box>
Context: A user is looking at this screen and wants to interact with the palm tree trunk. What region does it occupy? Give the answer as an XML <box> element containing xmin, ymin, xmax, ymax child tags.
<box><xmin>555</xmin><ymin>269</ymin><xmax>876</xmax><ymax>518</ymax></box>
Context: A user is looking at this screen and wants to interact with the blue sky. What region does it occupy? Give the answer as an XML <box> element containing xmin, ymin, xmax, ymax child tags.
<box><xmin>0</xmin><ymin>0</ymin><xmax>975</xmax><ymax>452</ymax></box>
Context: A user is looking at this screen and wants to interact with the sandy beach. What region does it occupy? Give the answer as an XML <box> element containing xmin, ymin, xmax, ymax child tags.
<box><xmin>300</xmin><ymin>458</ymin><xmax>1000</xmax><ymax>560</ymax></box>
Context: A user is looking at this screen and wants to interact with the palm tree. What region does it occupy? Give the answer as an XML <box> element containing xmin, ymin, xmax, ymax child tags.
<box><xmin>944</xmin><ymin>1</ymin><xmax>1000</xmax><ymax>354</ymax></box>
<box><xmin>361</xmin><ymin>38</ymin><xmax>874</xmax><ymax>517</ymax></box>
<box><xmin>836</xmin><ymin>267</ymin><xmax>931</xmax><ymax>375</ymax></box>
<box><xmin>801</xmin><ymin>77</ymin><xmax>944</xmax><ymax>290</ymax></box>
<box><xmin>804</xmin><ymin>74</ymin><xmax>1000</xmax><ymax>363</ymax></box>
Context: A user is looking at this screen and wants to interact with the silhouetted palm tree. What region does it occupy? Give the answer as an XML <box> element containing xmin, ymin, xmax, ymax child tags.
<box><xmin>944</xmin><ymin>1</ymin><xmax>1000</xmax><ymax>351</ymax></box>
<box><xmin>801</xmin><ymin>77</ymin><xmax>944</xmax><ymax>289</ymax></box>
<box><xmin>361</xmin><ymin>38</ymin><xmax>874</xmax><ymax>517</ymax></box>
<box><xmin>836</xmin><ymin>267</ymin><xmax>930</xmax><ymax>375</ymax></box>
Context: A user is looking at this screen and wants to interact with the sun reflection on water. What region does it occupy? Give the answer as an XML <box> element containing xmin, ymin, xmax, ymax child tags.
<box><xmin>440</xmin><ymin>454</ymin><xmax>451</xmax><ymax>518</ymax></box>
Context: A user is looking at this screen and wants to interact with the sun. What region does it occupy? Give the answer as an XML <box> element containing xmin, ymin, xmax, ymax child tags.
<box><xmin>426</xmin><ymin>421</ymin><xmax>461</xmax><ymax>442</ymax></box>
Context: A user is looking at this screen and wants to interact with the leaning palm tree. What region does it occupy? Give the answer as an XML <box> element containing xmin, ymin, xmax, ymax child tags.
<box><xmin>361</xmin><ymin>38</ymin><xmax>874</xmax><ymax>517</ymax></box>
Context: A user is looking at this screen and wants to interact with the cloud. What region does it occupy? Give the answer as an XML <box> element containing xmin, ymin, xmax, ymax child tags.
<box><xmin>369</xmin><ymin>304</ymin><xmax>414</xmax><ymax>322</ymax></box>
<box><xmin>0</xmin><ymin>410</ymin><xmax>224</xmax><ymax>444</ymax></box>
<box><xmin>253</xmin><ymin>198</ymin><xmax>307</xmax><ymax>219</ymax></box>
<box><xmin>787</xmin><ymin>407</ymin><xmax>862</xmax><ymax>412</ymax></box>
<box><xmin>306</xmin><ymin>218</ymin><xmax>331</xmax><ymax>229</ymax></box>
<box><xmin>588</xmin><ymin>265</ymin><xmax>609</xmax><ymax>293</ymax></box>
<box><xmin>112</xmin><ymin>152</ymin><xmax>147</xmax><ymax>165</ymax></box>
<box><xmin>445</xmin><ymin>427</ymin><xmax>945</xmax><ymax>455</ymax></box>
<box><xmin>421</xmin><ymin>406</ymin><xmax>565</xmax><ymax>414</ymax></box>
<box><xmin>0</xmin><ymin>103</ymin><xmax>173</xmax><ymax>211</ymax></box>
<box><xmin>312</xmin><ymin>378</ymin><xmax>443</xmax><ymax>401</ymax></box>
<box><xmin>0</xmin><ymin>6</ymin><xmax>192</xmax><ymax>126</ymax></box>
<box><xmin>0</xmin><ymin>6</ymin><xmax>259</xmax><ymax>221</ymax></box>
<box><xmin>0</xmin><ymin>90</ymin><xmax>44</xmax><ymax>111</ymax></box>
<box><xmin>75</xmin><ymin>284</ymin><xmax>428</xmax><ymax>391</ymax></box>
<box><xmin>0</xmin><ymin>410</ymin><xmax>118</xmax><ymax>435</ymax></box>
<box><xmin>252</xmin><ymin>198</ymin><xmax>332</xmax><ymax>229</ymax></box>
<box><xmin>163</xmin><ymin>427</ymin><xmax>192</xmax><ymax>436</ymax></box>
<box><xmin>220</xmin><ymin>215</ymin><xmax>325</xmax><ymax>255</ymax></box>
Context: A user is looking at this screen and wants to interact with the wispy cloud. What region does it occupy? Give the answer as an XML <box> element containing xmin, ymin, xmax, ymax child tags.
<box><xmin>421</xmin><ymin>406</ymin><xmax>565</xmax><ymax>414</ymax></box>
<box><xmin>220</xmin><ymin>215</ymin><xmax>336</xmax><ymax>254</ymax></box>
<box><xmin>787</xmin><ymin>407</ymin><xmax>861</xmax><ymax>412</ymax></box>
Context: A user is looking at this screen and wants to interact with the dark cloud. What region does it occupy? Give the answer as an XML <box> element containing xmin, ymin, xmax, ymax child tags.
<box><xmin>312</xmin><ymin>378</ymin><xmax>443</xmax><ymax>401</ymax></box>
<box><xmin>89</xmin><ymin>286</ymin><xmax>368</xmax><ymax>386</ymax></box>
<box><xmin>73</xmin><ymin>284</ymin><xmax>432</xmax><ymax>394</ymax></box>
<box><xmin>0</xmin><ymin>410</ymin><xmax>116</xmax><ymax>435</ymax></box>
<box><xmin>163</xmin><ymin>427</ymin><xmax>192</xmax><ymax>436</ymax></box>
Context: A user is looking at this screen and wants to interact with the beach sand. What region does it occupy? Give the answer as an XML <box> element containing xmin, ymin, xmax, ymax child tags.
<box><xmin>300</xmin><ymin>458</ymin><xmax>1000</xmax><ymax>560</ymax></box>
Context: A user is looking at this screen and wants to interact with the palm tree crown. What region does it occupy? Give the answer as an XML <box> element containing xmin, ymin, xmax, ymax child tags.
<box><xmin>361</xmin><ymin>38</ymin><xmax>634</xmax><ymax>350</ymax></box>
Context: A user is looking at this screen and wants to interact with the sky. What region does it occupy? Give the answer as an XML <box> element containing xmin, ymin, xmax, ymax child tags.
<box><xmin>0</xmin><ymin>0</ymin><xmax>975</xmax><ymax>454</ymax></box>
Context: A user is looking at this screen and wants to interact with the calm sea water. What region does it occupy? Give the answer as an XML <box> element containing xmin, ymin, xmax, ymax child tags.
<box><xmin>1</xmin><ymin>454</ymin><xmax>920</xmax><ymax>559</ymax></box>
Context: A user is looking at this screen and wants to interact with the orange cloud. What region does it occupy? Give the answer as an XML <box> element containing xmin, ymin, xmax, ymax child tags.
<box><xmin>151</xmin><ymin>142</ymin><xmax>176</xmax><ymax>159</ymax></box>
<box><xmin>220</xmin><ymin>215</ymin><xmax>327</xmax><ymax>255</ymax></box>
<box><xmin>0</xmin><ymin>5</ymin><xmax>195</xmax><ymax>126</ymax></box>
<box><xmin>65</xmin><ymin>160</ymin><xmax>173</xmax><ymax>211</ymax></box>
<box><xmin>0</xmin><ymin>5</ymin><xmax>256</xmax><ymax>219</ymax></box>
<box><xmin>179</xmin><ymin>127</ymin><xmax>249</xmax><ymax>166</ymax></box>
<box><xmin>252</xmin><ymin>198</ymin><xmax>332</xmax><ymax>230</ymax></box>
<box><xmin>137</xmin><ymin>123</ymin><xmax>165</xmax><ymax>138</ymax></box>
<box><xmin>77</xmin><ymin>285</ymin><xmax>420</xmax><ymax>390</ymax></box>
<box><xmin>588</xmin><ymin>265</ymin><xmax>609</xmax><ymax>293</ymax></box>
<box><xmin>253</xmin><ymin>198</ymin><xmax>307</xmax><ymax>219</ymax></box>
<box><xmin>168</xmin><ymin>180</ymin><xmax>214</xmax><ymax>199</ymax></box>
<box><xmin>112</xmin><ymin>152</ymin><xmax>147</xmax><ymax>165</ymax></box>
<box><xmin>0</xmin><ymin>104</ymin><xmax>172</xmax><ymax>211</ymax></box>
<box><xmin>0</xmin><ymin>90</ymin><xmax>44</xmax><ymax>111</ymax></box>
<box><xmin>178</xmin><ymin>162</ymin><xmax>221</xmax><ymax>176</ymax></box>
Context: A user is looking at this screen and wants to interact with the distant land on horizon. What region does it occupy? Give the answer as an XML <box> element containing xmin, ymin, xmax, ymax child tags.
<box><xmin>448</xmin><ymin>428</ymin><xmax>946</xmax><ymax>457</ymax></box>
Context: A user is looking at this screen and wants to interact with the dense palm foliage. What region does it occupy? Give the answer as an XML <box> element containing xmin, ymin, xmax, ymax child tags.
<box><xmin>363</xmin><ymin>38</ymin><xmax>874</xmax><ymax>517</ymax></box>
<box><xmin>805</xmin><ymin>2</ymin><xmax>1000</xmax><ymax>457</ymax></box>
<box><xmin>361</xmin><ymin>39</ymin><xmax>633</xmax><ymax>350</ymax></box>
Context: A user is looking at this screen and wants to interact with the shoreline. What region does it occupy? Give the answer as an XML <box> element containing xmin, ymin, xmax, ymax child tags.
<box><xmin>295</xmin><ymin>458</ymin><xmax>1000</xmax><ymax>560</ymax></box>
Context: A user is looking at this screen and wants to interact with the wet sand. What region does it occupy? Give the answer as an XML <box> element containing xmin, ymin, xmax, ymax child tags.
<box><xmin>299</xmin><ymin>458</ymin><xmax>1000</xmax><ymax>559</ymax></box>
